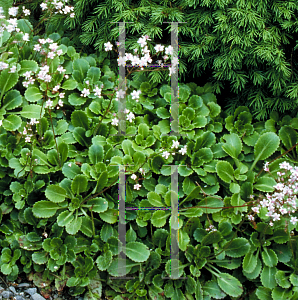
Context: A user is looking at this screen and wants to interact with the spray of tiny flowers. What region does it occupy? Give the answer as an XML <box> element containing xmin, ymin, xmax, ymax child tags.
<box><xmin>248</xmin><ymin>161</ymin><xmax>298</xmax><ymax>227</ymax></box>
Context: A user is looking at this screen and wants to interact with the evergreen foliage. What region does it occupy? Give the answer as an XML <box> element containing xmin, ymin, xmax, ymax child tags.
<box><xmin>26</xmin><ymin>0</ymin><xmax>298</xmax><ymax>120</ymax></box>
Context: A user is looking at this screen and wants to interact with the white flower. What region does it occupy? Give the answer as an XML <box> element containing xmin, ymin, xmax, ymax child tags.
<box><xmin>40</xmin><ymin>3</ymin><xmax>47</xmax><ymax>10</ymax></box>
<box><xmin>58</xmin><ymin>100</ymin><xmax>63</xmax><ymax>107</ymax></box>
<box><xmin>154</xmin><ymin>44</ymin><xmax>164</xmax><ymax>52</ymax></box>
<box><xmin>290</xmin><ymin>216</ymin><xmax>298</xmax><ymax>225</ymax></box>
<box><xmin>139</xmin><ymin>168</ymin><xmax>145</xmax><ymax>174</ymax></box>
<box><xmin>23</xmin><ymin>7</ymin><xmax>30</xmax><ymax>16</ymax></box>
<box><xmin>48</xmin><ymin>52</ymin><xmax>55</xmax><ymax>59</ymax></box>
<box><xmin>264</xmin><ymin>161</ymin><xmax>269</xmax><ymax>172</ymax></box>
<box><xmin>116</xmin><ymin>89</ymin><xmax>126</xmax><ymax>99</ymax></box>
<box><xmin>70</xmin><ymin>13</ymin><xmax>75</xmax><ymax>18</ymax></box>
<box><xmin>131</xmin><ymin>90</ymin><xmax>141</xmax><ymax>100</ymax></box>
<box><xmin>104</xmin><ymin>42</ymin><xmax>113</xmax><ymax>51</ymax></box>
<box><xmin>0</xmin><ymin>120</ymin><xmax>2</xmax><ymax>126</ymax></box>
<box><xmin>247</xmin><ymin>215</ymin><xmax>254</xmax><ymax>221</ymax></box>
<box><xmin>93</xmin><ymin>86</ymin><xmax>102</xmax><ymax>97</ymax></box>
<box><xmin>165</xmin><ymin>45</ymin><xmax>173</xmax><ymax>55</ymax></box>
<box><xmin>162</xmin><ymin>151</ymin><xmax>171</xmax><ymax>160</ymax></box>
<box><xmin>25</xmin><ymin>136</ymin><xmax>31</xmax><ymax>142</ymax></box>
<box><xmin>126</xmin><ymin>112</ymin><xmax>135</xmax><ymax>123</ymax></box>
<box><xmin>137</xmin><ymin>37</ymin><xmax>147</xmax><ymax>47</ymax></box>
<box><xmin>81</xmin><ymin>88</ymin><xmax>90</xmax><ymax>97</ymax></box>
<box><xmin>29</xmin><ymin>118</ymin><xmax>39</xmax><ymax>125</ymax></box>
<box><xmin>118</xmin><ymin>56</ymin><xmax>127</xmax><ymax>67</ymax></box>
<box><xmin>124</xmin><ymin>109</ymin><xmax>130</xmax><ymax>114</ymax></box>
<box><xmin>54</xmin><ymin>266</ymin><xmax>58</xmax><ymax>269</ymax></box>
<box><xmin>9</xmin><ymin>7</ymin><xmax>18</xmax><ymax>16</ymax></box>
<box><xmin>68</xmin><ymin>163</ymin><xmax>72</xmax><ymax>167</ymax></box>
<box><xmin>56</xmin><ymin>49</ymin><xmax>63</xmax><ymax>56</ymax></box>
<box><xmin>9</xmin><ymin>65</ymin><xmax>17</xmax><ymax>73</ymax></box>
<box><xmin>23</xmin><ymin>33</ymin><xmax>30</xmax><ymax>41</ymax></box>
<box><xmin>57</xmin><ymin>66</ymin><xmax>66</xmax><ymax>73</ymax></box>
<box><xmin>111</xmin><ymin>118</ymin><xmax>119</xmax><ymax>126</ymax></box>
<box><xmin>45</xmin><ymin>100</ymin><xmax>53</xmax><ymax>109</ymax></box>
<box><xmin>178</xmin><ymin>145</ymin><xmax>187</xmax><ymax>155</ymax></box>
<box><xmin>134</xmin><ymin>183</ymin><xmax>141</xmax><ymax>190</ymax></box>
<box><xmin>171</xmin><ymin>140</ymin><xmax>180</xmax><ymax>149</ymax></box>
<box><xmin>59</xmin><ymin>93</ymin><xmax>65</xmax><ymax>98</ymax></box>
<box><xmin>131</xmin><ymin>174</ymin><xmax>137</xmax><ymax>180</ymax></box>
<box><xmin>272</xmin><ymin>213</ymin><xmax>280</xmax><ymax>222</ymax></box>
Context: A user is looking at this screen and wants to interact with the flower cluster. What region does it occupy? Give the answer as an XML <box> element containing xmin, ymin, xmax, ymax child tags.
<box><xmin>248</xmin><ymin>161</ymin><xmax>298</xmax><ymax>227</ymax></box>
<box><xmin>22</xmin><ymin>118</ymin><xmax>40</xmax><ymax>143</ymax></box>
<box><xmin>104</xmin><ymin>35</ymin><xmax>178</xmax><ymax>75</ymax></box>
<box><xmin>40</xmin><ymin>0</ymin><xmax>75</xmax><ymax>18</ymax></box>
<box><xmin>205</xmin><ymin>225</ymin><xmax>217</xmax><ymax>232</ymax></box>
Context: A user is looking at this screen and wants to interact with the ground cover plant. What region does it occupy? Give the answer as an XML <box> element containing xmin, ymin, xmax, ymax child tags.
<box><xmin>0</xmin><ymin>1</ymin><xmax>298</xmax><ymax>300</ymax></box>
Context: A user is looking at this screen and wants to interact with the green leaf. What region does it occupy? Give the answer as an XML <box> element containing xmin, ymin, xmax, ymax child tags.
<box><xmin>25</xmin><ymin>87</ymin><xmax>43</xmax><ymax>102</ymax></box>
<box><xmin>89</xmin><ymin>144</ymin><xmax>103</xmax><ymax>164</ymax></box>
<box><xmin>99</xmin><ymin>209</ymin><xmax>118</xmax><ymax>224</ymax></box>
<box><xmin>147</xmin><ymin>192</ymin><xmax>164</xmax><ymax>207</ymax></box>
<box><xmin>275</xmin><ymin>271</ymin><xmax>291</xmax><ymax>288</ymax></box>
<box><xmin>126</xmin><ymin>242</ymin><xmax>150</xmax><ymax>262</ymax></box>
<box><xmin>19</xmin><ymin>60</ymin><xmax>38</xmax><ymax>75</ymax></box>
<box><xmin>58</xmin><ymin>142</ymin><xmax>68</xmax><ymax>163</ymax></box>
<box><xmin>178</xmin><ymin>229</ymin><xmax>190</xmax><ymax>251</ymax></box>
<box><xmin>222</xmin><ymin>133</ymin><xmax>242</xmax><ymax>158</ymax></box>
<box><xmin>96</xmin><ymin>250</ymin><xmax>112</xmax><ymax>271</ymax></box>
<box><xmin>32</xmin><ymin>148</ymin><xmax>50</xmax><ymax>166</ymax></box>
<box><xmin>197</xmin><ymin>197</ymin><xmax>223</xmax><ymax>214</ymax></box>
<box><xmin>71</xmin><ymin>111</ymin><xmax>89</xmax><ymax>130</ymax></box>
<box><xmin>133</xmin><ymin>151</ymin><xmax>146</xmax><ymax>166</ymax></box>
<box><xmin>243</xmin><ymin>257</ymin><xmax>262</xmax><ymax>279</ymax></box>
<box><xmin>57</xmin><ymin>210</ymin><xmax>74</xmax><ymax>227</ymax></box>
<box><xmin>2</xmin><ymin>115</ymin><xmax>21</xmax><ymax>131</ymax></box>
<box><xmin>68</xmin><ymin>93</ymin><xmax>87</xmax><ymax>106</ymax></box>
<box><xmin>62</xmin><ymin>162</ymin><xmax>81</xmax><ymax>179</ymax></box>
<box><xmin>2</xmin><ymin>89</ymin><xmax>22</xmax><ymax>110</ymax></box>
<box><xmin>242</xmin><ymin>251</ymin><xmax>258</xmax><ymax>273</ymax></box>
<box><xmin>122</xmin><ymin>139</ymin><xmax>134</xmax><ymax>156</ymax></box>
<box><xmin>80</xmin><ymin>216</ymin><xmax>93</xmax><ymax>237</ymax></box>
<box><xmin>107</xmin><ymin>257</ymin><xmax>138</xmax><ymax>277</ymax></box>
<box><xmin>261</xmin><ymin>266</ymin><xmax>277</xmax><ymax>289</ymax></box>
<box><xmin>204</xmin><ymin>280</ymin><xmax>226</xmax><ymax>299</ymax></box>
<box><xmin>254</xmin><ymin>176</ymin><xmax>277</xmax><ymax>192</ymax></box>
<box><xmin>62</xmin><ymin>79</ymin><xmax>77</xmax><ymax>90</ymax></box>
<box><xmin>45</xmin><ymin>185</ymin><xmax>67</xmax><ymax>203</ymax></box>
<box><xmin>290</xmin><ymin>274</ymin><xmax>298</xmax><ymax>286</ymax></box>
<box><xmin>85</xmin><ymin>198</ymin><xmax>108</xmax><ymax>213</ymax></box>
<box><xmin>87</xmin><ymin>67</ymin><xmax>101</xmax><ymax>84</ymax></box>
<box><xmin>262</xmin><ymin>247</ymin><xmax>278</xmax><ymax>267</ymax></box>
<box><xmin>1</xmin><ymin>264</ymin><xmax>12</xmax><ymax>275</ymax></box>
<box><xmin>55</xmin><ymin>120</ymin><xmax>68</xmax><ymax>135</ymax></box>
<box><xmin>165</xmin><ymin>259</ymin><xmax>185</xmax><ymax>278</ymax></box>
<box><xmin>151</xmin><ymin>210</ymin><xmax>171</xmax><ymax>227</ymax></box>
<box><xmin>18</xmin><ymin>104</ymin><xmax>44</xmax><ymax>119</ymax></box>
<box><xmin>71</xmin><ymin>175</ymin><xmax>88</xmax><ymax>194</ymax></box>
<box><xmin>73</xmin><ymin>58</ymin><xmax>89</xmax><ymax>83</ymax></box>
<box><xmin>0</xmin><ymin>68</ymin><xmax>18</xmax><ymax>94</ymax></box>
<box><xmin>201</xmin><ymin>231</ymin><xmax>222</xmax><ymax>246</ymax></box>
<box><xmin>65</xmin><ymin>216</ymin><xmax>82</xmax><ymax>235</ymax></box>
<box><xmin>279</xmin><ymin>125</ymin><xmax>298</xmax><ymax>150</ymax></box>
<box><xmin>217</xmin><ymin>273</ymin><xmax>243</xmax><ymax>297</ymax></box>
<box><xmin>216</xmin><ymin>161</ymin><xmax>234</xmax><ymax>183</ymax></box>
<box><xmin>183</xmin><ymin>177</ymin><xmax>196</xmax><ymax>195</ymax></box>
<box><xmin>256</xmin><ymin>287</ymin><xmax>272</xmax><ymax>300</ymax></box>
<box><xmin>253</xmin><ymin>132</ymin><xmax>280</xmax><ymax>167</ymax></box>
<box><xmin>272</xmin><ymin>287</ymin><xmax>292</xmax><ymax>300</ymax></box>
<box><xmin>32</xmin><ymin>201</ymin><xmax>60</xmax><ymax>218</ymax></box>
<box><xmin>225</xmin><ymin>238</ymin><xmax>250</xmax><ymax>257</ymax></box>
<box><xmin>272</xmin><ymin>229</ymin><xmax>289</xmax><ymax>244</ymax></box>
